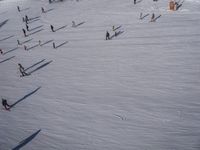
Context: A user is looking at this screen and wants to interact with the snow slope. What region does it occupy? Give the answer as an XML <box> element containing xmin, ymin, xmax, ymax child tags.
<box><xmin>0</xmin><ymin>0</ymin><xmax>200</xmax><ymax>149</ymax></box>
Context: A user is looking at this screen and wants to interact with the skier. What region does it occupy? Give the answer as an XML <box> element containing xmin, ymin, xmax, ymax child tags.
<box><xmin>150</xmin><ymin>13</ymin><xmax>155</xmax><ymax>22</ymax></box>
<box><xmin>22</xmin><ymin>17</ymin><xmax>25</xmax><ymax>22</ymax></box>
<box><xmin>17</xmin><ymin>6</ymin><xmax>20</xmax><ymax>12</ymax></box>
<box><xmin>39</xmin><ymin>40</ymin><xmax>41</xmax><ymax>46</ymax></box>
<box><xmin>134</xmin><ymin>0</ymin><xmax>136</xmax><ymax>4</ymax></box>
<box><xmin>17</xmin><ymin>40</ymin><xmax>21</xmax><ymax>45</ymax></box>
<box><xmin>24</xmin><ymin>45</ymin><xmax>27</xmax><ymax>50</ymax></box>
<box><xmin>22</xmin><ymin>28</ymin><xmax>27</xmax><ymax>37</ymax></box>
<box><xmin>26</xmin><ymin>24</ymin><xmax>29</xmax><ymax>31</ymax></box>
<box><xmin>0</xmin><ymin>49</ymin><xmax>3</xmax><ymax>55</ymax></box>
<box><xmin>49</xmin><ymin>0</ymin><xmax>52</xmax><ymax>4</ymax></box>
<box><xmin>2</xmin><ymin>98</ymin><xmax>10</xmax><ymax>110</ymax></box>
<box><xmin>72</xmin><ymin>21</ymin><xmax>76</xmax><ymax>27</ymax></box>
<box><xmin>106</xmin><ymin>31</ymin><xmax>110</xmax><ymax>40</ymax></box>
<box><xmin>41</xmin><ymin>7</ymin><xmax>45</xmax><ymax>13</ymax></box>
<box><xmin>112</xmin><ymin>26</ymin><xmax>115</xmax><ymax>31</ymax></box>
<box><xmin>53</xmin><ymin>42</ymin><xmax>55</xmax><ymax>48</ymax></box>
<box><xmin>25</xmin><ymin>15</ymin><xmax>29</xmax><ymax>22</ymax></box>
<box><xmin>50</xmin><ymin>25</ymin><xmax>54</xmax><ymax>32</ymax></box>
<box><xmin>18</xmin><ymin>63</ymin><xmax>29</xmax><ymax>76</ymax></box>
<box><xmin>140</xmin><ymin>12</ymin><xmax>143</xmax><ymax>19</ymax></box>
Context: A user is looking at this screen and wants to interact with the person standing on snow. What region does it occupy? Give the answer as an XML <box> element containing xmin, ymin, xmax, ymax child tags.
<box><xmin>50</xmin><ymin>25</ymin><xmax>55</xmax><ymax>32</ymax></box>
<box><xmin>2</xmin><ymin>98</ymin><xmax>10</xmax><ymax>110</ymax></box>
<box><xmin>22</xmin><ymin>28</ymin><xmax>27</xmax><ymax>37</ymax></box>
<box><xmin>18</xmin><ymin>63</ymin><xmax>29</xmax><ymax>76</ymax></box>
<box><xmin>106</xmin><ymin>31</ymin><xmax>110</xmax><ymax>40</ymax></box>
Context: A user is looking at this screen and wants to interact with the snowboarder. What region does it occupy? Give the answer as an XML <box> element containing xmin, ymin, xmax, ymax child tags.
<box><xmin>18</xmin><ymin>63</ymin><xmax>29</xmax><ymax>76</ymax></box>
<box><xmin>22</xmin><ymin>28</ymin><xmax>27</xmax><ymax>37</ymax></box>
<box><xmin>26</xmin><ymin>24</ymin><xmax>29</xmax><ymax>31</ymax></box>
<box><xmin>41</xmin><ymin>7</ymin><xmax>45</xmax><ymax>13</ymax></box>
<box><xmin>106</xmin><ymin>31</ymin><xmax>110</xmax><ymax>40</ymax></box>
<box><xmin>0</xmin><ymin>49</ymin><xmax>3</xmax><ymax>55</ymax></box>
<box><xmin>2</xmin><ymin>98</ymin><xmax>10</xmax><ymax>110</ymax></box>
<box><xmin>53</xmin><ymin>42</ymin><xmax>56</xmax><ymax>49</ymax></box>
<box><xmin>17</xmin><ymin>6</ymin><xmax>20</xmax><ymax>12</ymax></box>
<box><xmin>50</xmin><ymin>25</ymin><xmax>54</xmax><ymax>32</ymax></box>
<box><xmin>72</xmin><ymin>21</ymin><xmax>76</xmax><ymax>27</ymax></box>
<box><xmin>150</xmin><ymin>13</ymin><xmax>155</xmax><ymax>22</ymax></box>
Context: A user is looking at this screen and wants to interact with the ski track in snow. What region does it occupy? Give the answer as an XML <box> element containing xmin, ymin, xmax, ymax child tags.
<box><xmin>0</xmin><ymin>0</ymin><xmax>200</xmax><ymax>149</ymax></box>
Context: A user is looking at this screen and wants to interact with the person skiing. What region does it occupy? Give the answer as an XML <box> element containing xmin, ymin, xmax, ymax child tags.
<box><xmin>26</xmin><ymin>24</ymin><xmax>29</xmax><ymax>31</ymax></box>
<box><xmin>18</xmin><ymin>63</ymin><xmax>29</xmax><ymax>76</ymax></box>
<box><xmin>17</xmin><ymin>6</ymin><xmax>20</xmax><ymax>12</ymax></box>
<box><xmin>39</xmin><ymin>40</ymin><xmax>41</xmax><ymax>46</ymax></box>
<box><xmin>72</xmin><ymin>21</ymin><xmax>76</xmax><ymax>27</ymax></box>
<box><xmin>17</xmin><ymin>40</ymin><xmax>21</xmax><ymax>45</ymax></box>
<box><xmin>150</xmin><ymin>13</ymin><xmax>155</xmax><ymax>22</ymax></box>
<box><xmin>106</xmin><ymin>31</ymin><xmax>110</xmax><ymax>40</ymax></box>
<box><xmin>22</xmin><ymin>28</ymin><xmax>26</xmax><ymax>37</ymax></box>
<box><xmin>25</xmin><ymin>15</ymin><xmax>29</xmax><ymax>22</ymax></box>
<box><xmin>0</xmin><ymin>49</ymin><xmax>3</xmax><ymax>55</ymax></box>
<box><xmin>53</xmin><ymin>42</ymin><xmax>56</xmax><ymax>49</ymax></box>
<box><xmin>134</xmin><ymin>0</ymin><xmax>137</xmax><ymax>4</ymax></box>
<box><xmin>50</xmin><ymin>25</ymin><xmax>54</xmax><ymax>32</ymax></box>
<box><xmin>41</xmin><ymin>7</ymin><xmax>45</xmax><ymax>13</ymax></box>
<box><xmin>2</xmin><ymin>98</ymin><xmax>10</xmax><ymax>110</ymax></box>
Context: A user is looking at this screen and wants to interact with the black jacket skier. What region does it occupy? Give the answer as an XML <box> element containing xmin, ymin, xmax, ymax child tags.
<box><xmin>2</xmin><ymin>98</ymin><xmax>10</xmax><ymax>110</ymax></box>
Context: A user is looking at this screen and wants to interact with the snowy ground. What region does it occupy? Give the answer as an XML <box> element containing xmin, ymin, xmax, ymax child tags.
<box><xmin>0</xmin><ymin>0</ymin><xmax>200</xmax><ymax>149</ymax></box>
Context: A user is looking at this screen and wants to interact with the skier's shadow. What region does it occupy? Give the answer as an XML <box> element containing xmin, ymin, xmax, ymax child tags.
<box><xmin>110</xmin><ymin>31</ymin><xmax>124</xmax><ymax>39</ymax></box>
<box><xmin>9</xmin><ymin>87</ymin><xmax>41</xmax><ymax>109</ymax></box>
<box><xmin>0</xmin><ymin>19</ymin><xmax>9</xmax><ymax>28</ymax></box>
<box><xmin>28</xmin><ymin>19</ymin><xmax>40</xmax><ymax>24</ymax></box>
<box><xmin>40</xmin><ymin>40</ymin><xmax>54</xmax><ymax>46</ymax></box>
<box><xmin>55</xmin><ymin>41</ymin><xmax>68</xmax><ymax>49</ymax></box>
<box><xmin>3</xmin><ymin>47</ymin><xmax>18</xmax><ymax>55</ymax></box>
<box><xmin>0</xmin><ymin>56</ymin><xmax>15</xmax><ymax>64</ymax></box>
<box><xmin>29</xmin><ymin>16</ymin><xmax>40</xmax><ymax>21</ymax></box>
<box><xmin>29</xmin><ymin>25</ymin><xmax>43</xmax><ymax>32</ymax></box>
<box><xmin>136</xmin><ymin>0</ymin><xmax>143</xmax><ymax>4</ymax></box>
<box><xmin>140</xmin><ymin>13</ymin><xmax>149</xmax><ymax>20</ymax></box>
<box><xmin>25</xmin><ymin>59</ymin><xmax>46</xmax><ymax>71</ymax></box>
<box><xmin>55</xmin><ymin>25</ymin><xmax>67</xmax><ymax>32</ymax></box>
<box><xmin>26</xmin><ymin>44</ymin><xmax>40</xmax><ymax>51</ymax></box>
<box><xmin>28</xmin><ymin>29</ymin><xmax>44</xmax><ymax>36</ymax></box>
<box><xmin>21</xmin><ymin>38</ymin><xmax>33</xmax><ymax>45</ymax></box>
<box><xmin>44</xmin><ymin>8</ymin><xmax>54</xmax><ymax>13</ymax></box>
<box><xmin>27</xmin><ymin>60</ymin><xmax>53</xmax><ymax>74</ymax></box>
<box><xmin>12</xmin><ymin>129</ymin><xmax>41</xmax><ymax>150</ymax></box>
<box><xmin>74</xmin><ymin>22</ymin><xmax>85</xmax><ymax>28</ymax></box>
<box><xmin>153</xmin><ymin>14</ymin><xmax>161</xmax><ymax>22</ymax></box>
<box><xmin>20</xmin><ymin>7</ymin><xmax>30</xmax><ymax>12</ymax></box>
<box><xmin>0</xmin><ymin>35</ymin><xmax>14</xmax><ymax>42</ymax></box>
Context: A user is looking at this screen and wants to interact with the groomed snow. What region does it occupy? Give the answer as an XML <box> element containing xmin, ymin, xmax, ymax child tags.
<box><xmin>0</xmin><ymin>0</ymin><xmax>200</xmax><ymax>149</ymax></box>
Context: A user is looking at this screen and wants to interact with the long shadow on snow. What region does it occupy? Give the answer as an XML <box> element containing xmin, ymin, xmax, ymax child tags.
<box><xmin>3</xmin><ymin>47</ymin><xmax>18</xmax><ymax>55</ymax></box>
<box><xmin>25</xmin><ymin>59</ymin><xmax>46</xmax><ymax>71</ymax></box>
<box><xmin>55</xmin><ymin>41</ymin><xmax>68</xmax><ymax>49</ymax></box>
<box><xmin>44</xmin><ymin>8</ymin><xmax>54</xmax><ymax>13</ymax></box>
<box><xmin>9</xmin><ymin>87</ymin><xmax>41</xmax><ymax>109</ymax></box>
<box><xmin>55</xmin><ymin>25</ymin><xmax>67</xmax><ymax>32</ymax></box>
<box><xmin>40</xmin><ymin>40</ymin><xmax>53</xmax><ymax>46</ymax></box>
<box><xmin>12</xmin><ymin>129</ymin><xmax>41</xmax><ymax>150</ymax></box>
<box><xmin>27</xmin><ymin>60</ymin><xmax>53</xmax><ymax>74</ymax></box>
<box><xmin>0</xmin><ymin>35</ymin><xmax>14</xmax><ymax>42</ymax></box>
<box><xmin>0</xmin><ymin>19</ymin><xmax>9</xmax><ymax>28</ymax></box>
<box><xmin>29</xmin><ymin>25</ymin><xmax>43</xmax><ymax>32</ymax></box>
<box><xmin>0</xmin><ymin>56</ymin><xmax>15</xmax><ymax>64</ymax></box>
<box><xmin>110</xmin><ymin>31</ymin><xmax>124</xmax><ymax>39</ymax></box>
<box><xmin>28</xmin><ymin>29</ymin><xmax>44</xmax><ymax>36</ymax></box>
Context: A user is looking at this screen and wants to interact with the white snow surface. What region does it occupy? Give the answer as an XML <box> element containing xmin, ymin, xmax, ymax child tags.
<box><xmin>0</xmin><ymin>0</ymin><xmax>200</xmax><ymax>149</ymax></box>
